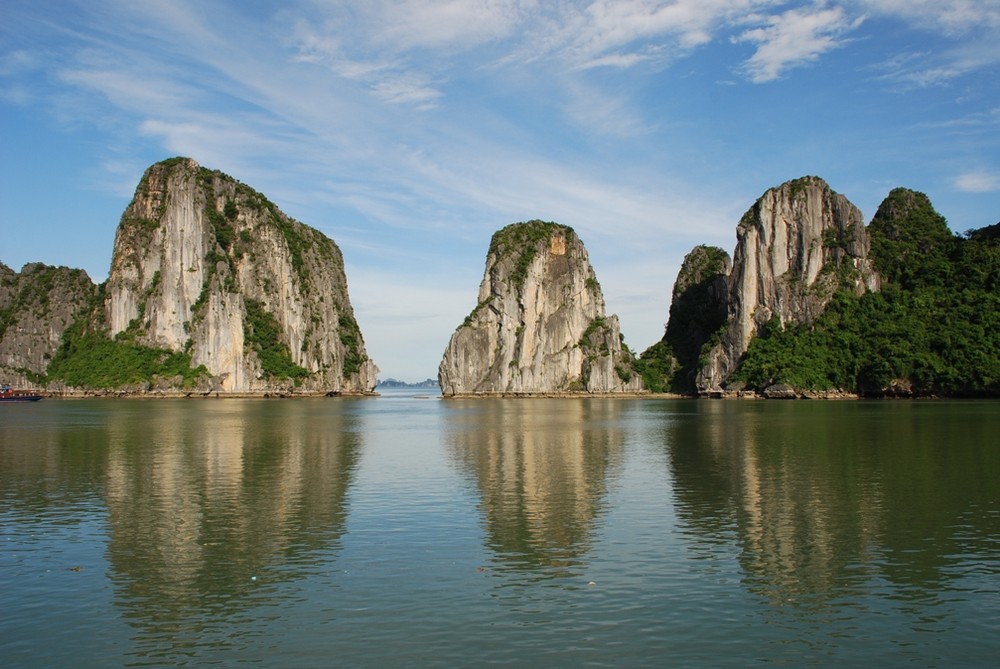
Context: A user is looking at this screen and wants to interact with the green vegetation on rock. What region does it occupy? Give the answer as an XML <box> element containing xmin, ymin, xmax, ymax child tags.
<box><xmin>47</xmin><ymin>296</ymin><xmax>209</xmax><ymax>389</ymax></box>
<box><xmin>488</xmin><ymin>220</ymin><xmax>574</xmax><ymax>291</ymax></box>
<box><xmin>637</xmin><ymin>245</ymin><xmax>729</xmax><ymax>393</ymax></box>
<box><xmin>634</xmin><ymin>340</ymin><xmax>678</xmax><ymax>394</ymax></box>
<box><xmin>579</xmin><ymin>316</ymin><xmax>611</xmax><ymax>357</ymax></box>
<box><xmin>243</xmin><ymin>299</ymin><xmax>311</xmax><ymax>383</ymax></box>
<box><xmin>1</xmin><ymin>265</ymin><xmax>87</xmax><ymax>338</ymax></box>
<box><xmin>460</xmin><ymin>299</ymin><xmax>491</xmax><ymax>329</ymax></box>
<box><xmin>868</xmin><ymin>188</ymin><xmax>955</xmax><ymax>290</ymax></box>
<box><xmin>337</xmin><ymin>312</ymin><xmax>368</xmax><ymax>380</ymax></box>
<box><xmin>732</xmin><ymin>191</ymin><xmax>1000</xmax><ymax>395</ymax></box>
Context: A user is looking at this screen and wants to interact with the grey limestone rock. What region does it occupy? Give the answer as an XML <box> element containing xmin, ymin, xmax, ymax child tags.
<box><xmin>439</xmin><ymin>220</ymin><xmax>644</xmax><ymax>396</ymax></box>
<box><xmin>104</xmin><ymin>157</ymin><xmax>377</xmax><ymax>393</ymax></box>
<box><xmin>0</xmin><ymin>262</ymin><xmax>97</xmax><ymax>387</ymax></box>
<box><xmin>695</xmin><ymin>176</ymin><xmax>879</xmax><ymax>392</ymax></box>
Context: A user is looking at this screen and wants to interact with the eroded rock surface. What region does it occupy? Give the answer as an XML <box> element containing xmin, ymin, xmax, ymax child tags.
<box><xmin>439</xmin><ymin>221</ymin><xmax>644</xmax><ymax>395</ymax></box>
<box><xmin>0</xmin><ymin>262</ymin><xmax>97</xmax><ymax>387</ymax></box>
<box><xmin>105</xmin><ymin>157</ymin><xmax>377</xmax><ymax>393</ymax></box>
<box><xmin>696</xmin><ymin>177</ymin><xmax>879</xmax><ymax>392</ymax></box>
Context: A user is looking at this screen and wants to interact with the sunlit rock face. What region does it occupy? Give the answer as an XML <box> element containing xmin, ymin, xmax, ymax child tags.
<box><xmin>696</xmin><ymin>177</ymin><xmax>879</xmax><ymax>392</ymax></box>
<box><xmin>439</xmin><ymin>220</ymin><xmax>644</xmax><ymax>396</ymax></box>
<box><xmin>105</xmin><ymin>157</ymin><xmax>377</xmax><ymax>393</ymax></box>
<box><xmin>0</xmin><ymin>262</ymin><xmax>97</xmax><ymax>387</ymax></box>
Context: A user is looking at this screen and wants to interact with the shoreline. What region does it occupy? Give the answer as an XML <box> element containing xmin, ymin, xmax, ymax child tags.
<box><xmin>32</xmin><ymin>389</ymin><xmax>381</xmax><ymax>399</ymax></box>
<box><xmin>13</xmin><ymin>388</ymin><xmax>993</xmax><ymax>400</ymax></box>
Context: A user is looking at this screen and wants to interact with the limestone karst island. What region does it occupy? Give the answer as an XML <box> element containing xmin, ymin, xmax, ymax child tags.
<box><xmin>2</xmin><ymin>158</ymin><xmax>377</xmax><ymax>396</ymax></box>
<box><xmin>2</xmin><ymin>158</ymin><xmax>998</xmax><ymax>398</ymax></box>
<box><xmin>439</xmin><ymin>221</ymin><xmax>644</xmax><ymax>397</ymax></box>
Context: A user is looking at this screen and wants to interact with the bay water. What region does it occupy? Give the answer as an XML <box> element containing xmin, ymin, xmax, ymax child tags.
<box><xmin>1</xmin><ymin>393</ymin><xmax>997</xmax><ymax>667</ymax></box>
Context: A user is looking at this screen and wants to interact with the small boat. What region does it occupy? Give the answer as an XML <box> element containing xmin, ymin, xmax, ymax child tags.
<box><xmin>0</xmin><ymin>384</ymin><xmax>43</xmax><ymax>402</ymax></box>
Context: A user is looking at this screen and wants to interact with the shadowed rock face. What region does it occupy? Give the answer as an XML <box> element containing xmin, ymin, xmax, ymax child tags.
<box><xmin>0</xmin><ymin>262</ymin><xmax>97</xmax><ymax>386</ymax></box>
<box><xmin>695</xmin><ymin>177</ymin><xmax>879</xmax><ymax>392</ymax></box>
<box><xmin>649</xmin><ymin>245</ymin><xmax>731</xmax><ymax>393</ymax></box>
<box><xmin>439</xmin><ymin>220</ymin><xmax>644</xmax><ymax>396</ymax></box>
<box><xmin>105</xmin><ymin>157</ymin><xmax>377</xmax><ymax>393</ymax></box>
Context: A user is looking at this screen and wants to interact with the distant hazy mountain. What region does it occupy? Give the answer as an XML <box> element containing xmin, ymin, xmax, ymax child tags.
<box><xmin>377</xmin><ymin>378</ymin><xmax>438</xmax><ymax>389</ymax></box>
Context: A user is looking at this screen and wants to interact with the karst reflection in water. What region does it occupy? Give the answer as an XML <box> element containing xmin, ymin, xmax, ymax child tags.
<box><xmin>663</xmin><ymin>400</ymin><xmax>1000</xmax><ymax>632</ymax></box>
<box><xmin>2</xmin><ymin>396</ymin><xmax>998</xmax><ymax>667</ymax></box>
<box><xmin>445</xmin><ymin>398</ymin><xmax>627</xmax><ymax>579</ymax></box>
<box><xmin>101</xmin><ymin>400</ymin><xmax>362</xmax><ymax>661</ymax></box>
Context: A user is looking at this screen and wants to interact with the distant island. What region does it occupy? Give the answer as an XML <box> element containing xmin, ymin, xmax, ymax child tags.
<box><xmin>376</xmin><ymin>378</ymin><xmax>439</xmax><ymax>389</ymax></box>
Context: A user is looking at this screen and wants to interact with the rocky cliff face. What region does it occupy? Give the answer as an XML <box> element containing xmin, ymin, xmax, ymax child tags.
<box><xmin>439</xmin><ymin>221</ymin><xmax>644</xmax><ymax>395</ymax></box>
<box><xmin>643</xmin><ymin>245</ymin><xmax>731</xmax><ymax>392</ymax></box>
<box><xmin>105</xmin><ymin>157</ymin><xmax>377</xmax><ymax>393</ymax></box>
<box><xmin>696</xmin><ymin>177</ymin><xmax>879</xmax><ymax>392</ymax></box>
<box><xmin>0</xmin><ymin>262</ymin><xmax>96</xmax><ymax>386</ymax></box>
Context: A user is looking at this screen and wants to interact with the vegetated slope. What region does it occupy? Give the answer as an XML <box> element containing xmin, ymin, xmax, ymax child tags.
<box><xmin>713</xmin><ymin>187</ymin><xmax>999</xmax><ymax>396</ymax></box>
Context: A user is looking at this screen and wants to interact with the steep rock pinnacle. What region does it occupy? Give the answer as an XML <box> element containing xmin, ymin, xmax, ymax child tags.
<box><xmin>696</xmin><ymin>177</ymin><xmax>879</xmax><ymax>392</ymax></box>
<box><xmin>105</xmin><ymin>157</ymin><xmax>377</xmax><ymax>393</ymax></box>
<box><xmin>439</xmin><ymin>221</ymin><xmax>644</xmax><ymax>395</ymax></box>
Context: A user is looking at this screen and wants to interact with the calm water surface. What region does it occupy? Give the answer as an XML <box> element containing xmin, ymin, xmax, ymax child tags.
<box><xmin>1</xmin><ymin>393</ymin><xmax>998</xmax><ymax>667</ymax></box>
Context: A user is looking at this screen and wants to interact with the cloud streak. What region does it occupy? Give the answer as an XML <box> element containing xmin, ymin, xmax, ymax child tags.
<box><xmin>954</xmin><ymin>171</ymin><xmax>1000</xmax><ymax>193</ymax></box>
<box><xmin>736</xmin><ymin>3</ymin><xmax>860</xmax><ymax>82</ymax></box>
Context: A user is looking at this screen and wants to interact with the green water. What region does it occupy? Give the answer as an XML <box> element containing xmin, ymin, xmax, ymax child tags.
<box><xmin>1</xmin><ymin>395</ymin><xmax>998</xmax><ymax>667</ymax></box>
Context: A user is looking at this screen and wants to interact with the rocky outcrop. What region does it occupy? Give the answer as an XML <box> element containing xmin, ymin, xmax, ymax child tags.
<box><xmin>104</xmin><ymin>157</ymin><xmax>377</xmax><ymax>393</ymax></box>
<box><xmin>867</xmin><ymin>187</ymin><xmax>957</xmax><ymax>291</ymax></box>
<box><xmin>695</xmin><ymin>177</ymin><xmax>879</xmax><ymax>392</ymax></box>
<box><xmin>0</xmin><ymin>262</ymin><xmax>97</xmax><ymax>387</ymax></box>
<box><xmin>641</xmin><ymin>245</ymin><xmax>731</xmax><ymax>392</ymax></box>
<box><xmin>439</xmin><ymin>220</ymin><xmax>644</xmax><ymax>395</ymax></box>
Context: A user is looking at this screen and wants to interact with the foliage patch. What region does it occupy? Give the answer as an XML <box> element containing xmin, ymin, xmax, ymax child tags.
<box><xmin>243</xmin><ymin>299</ymin><xmax>310</xmax><ymax>383</ymax></box>
<box><xmin>48</xmin><ymin>315</ymin><xmax>208</xmax><ymax>389</ymax></box>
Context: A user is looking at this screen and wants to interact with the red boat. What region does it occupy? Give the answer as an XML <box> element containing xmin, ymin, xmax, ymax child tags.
<box><xmin>0</xmin><ymin>385</ymin><xmax>43</xmax><ymax>402</ymax></box>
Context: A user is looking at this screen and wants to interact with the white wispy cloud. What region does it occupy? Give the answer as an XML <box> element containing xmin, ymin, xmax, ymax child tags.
<box><xmin>0</xmin><ymin>49</ymin><xmax>39</xmax><ymax>76</ymax></box>
<box><xmin>735</xmin><ymin>3</ymin><xmax>860</xmax><ymax>82</ymax></box>
<box><xmin>366</xmin><ymin>0</ymin><xmax>527</xmax><ymax>51</ymax></box>
<box><xmin>506</xmin><ymin>0</ymin><xmax>781</xmax><ymax>71</ymax></box>
<box><xmin>370</xmin><ymin>72</ymin><xmax>444</xmax><ymax>108</ymax></box>
<box><xmin>59</xmin><ymin>64</ymin><xmax>200</xmax><ymax>117</ymax></box>
<box><xmin>562</xmin><ymin>80</ymin><xmax>654</xmax><ymax>138</ymax></box>
<box><xmin>924</xmin><ymin>106</ymin><xmax>1000</xmax><ymax>129</ymax></box>
<box><xmin>858</xmin><ymin>0</ymin><xmax>1000</xmax><ymax>87</ymax></box>
<box><xmin>872</xmin><ymin>34</ymin><xmax>1000</xmax><ymax>89</ymax></box>
<box><xmin>953</xmin><ymin>171</ymin><xmax>1000</xmax><ymax>193</ymax></box>
<box><xmin>290</xmin><ymin>19</ymin><xmax>438</xmax><ymax>107</ymax></box>
<box><xmin>855</xmin><ymin>0</ymin><xmax>1000</xmax><ymax>34</ymax></box>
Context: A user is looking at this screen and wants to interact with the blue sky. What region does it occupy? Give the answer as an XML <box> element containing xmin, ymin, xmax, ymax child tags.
<box><xmin>2</xmin><ymin>1</ymin><xmax>998</xmax><ymax>382</ymax></box>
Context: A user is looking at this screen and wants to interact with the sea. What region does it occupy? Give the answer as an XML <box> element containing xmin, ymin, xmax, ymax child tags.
<box><xmin>1</xmin><ymin>390</ymin><xmax>998</xmax><ymax>668</ymax></box>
